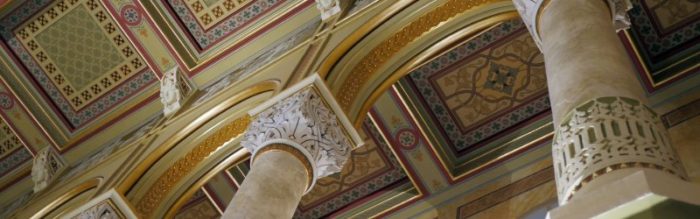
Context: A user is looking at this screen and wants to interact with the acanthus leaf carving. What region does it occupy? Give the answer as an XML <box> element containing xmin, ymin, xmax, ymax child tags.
<box><xmin>242</xmin><ymin>87</ymin><xmax>353</xmax><ymax>187</ymax></box>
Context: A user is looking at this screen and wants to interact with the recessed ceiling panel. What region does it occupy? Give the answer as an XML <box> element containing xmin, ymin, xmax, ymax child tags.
<box><xmin>0</xmin><ymin>0</ymin><xmax>155</xmax><ymax>129</ymax></box>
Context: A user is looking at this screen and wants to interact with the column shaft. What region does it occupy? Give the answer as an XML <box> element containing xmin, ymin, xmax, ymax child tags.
<box><xmin>224</xmin><ymin>146</ymin><xmax>310</xmax><ymax>218</ymax></box>
<box><xmin>539</xmin><ymin>0</ymin><xmax>643</xmax><ymax>125</ymax></box>
<box><xmin>526</xmin><ymin>0</ymin><xmax>686</xmax><ymax>204</ymax></box>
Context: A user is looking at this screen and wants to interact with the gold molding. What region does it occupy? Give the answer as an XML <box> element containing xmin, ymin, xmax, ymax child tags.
<box><xmin>163</xmin><ymin>148</ymin><xmax>249</xmax><ymax>218</ymax></box>
<box><xmin>134</xmin><ymin>114</ymin><xmax>251</xmax><ymax>217</ymax></box>
<box><xmin>335</xmin><ymin>0</ymin><xmax>503</xmax><ymax>112</ymax></box>
<box><xmin>31</xmin><ymin>177</ymin><xmax>103</xmax><ymax>219</ymax></box>
<box><xmin>116</xmin><ymin>80</ymin><xmax>278</xmax><ymax>194</ymax></box>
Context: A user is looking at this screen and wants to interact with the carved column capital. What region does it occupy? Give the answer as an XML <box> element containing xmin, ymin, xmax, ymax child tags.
<box><xmin>32</xmin><ymin>146</ymin><xmax>67</xmax><ymax>193</ymax></box>
<box><xmin>512</xmin><ymin>0</ymin><xmax>634</xmax><ymax>48</ymax></box>
<box><xmin>241</xmin><ymin>74</ymin><xmax>363</xmax><ymax>192</ymax></box>
<box><xmin>315</xmin><ymin>0</ymin><xmax>342</xmax><ymax>21</ymax></box>
<box><xmin>159</xmin><ymin>67</ymin><xmax>196</xmax><ymax>117</ymax></box>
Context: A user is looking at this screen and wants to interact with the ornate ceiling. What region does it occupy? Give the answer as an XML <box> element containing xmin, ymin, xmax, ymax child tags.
<box><xmin>0</xmin><ymin>0</ymin><xmax>698</xmax><ymax>218</ymax></box>
<box><xmin>622</xmin><ymin>0</ymin><xmax>700</xmax><ymax>92</ymax></box>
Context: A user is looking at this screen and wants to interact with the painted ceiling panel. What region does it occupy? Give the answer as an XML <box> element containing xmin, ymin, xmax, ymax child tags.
<box><xmin>1</xmin><ymin>0</ymin><xmax>155</xmax><ymax>129</ymax></box>
<box><xmin>396</xmin><ymin>19</ymin><xmax>551</xmax><ymax>176</ymax></box>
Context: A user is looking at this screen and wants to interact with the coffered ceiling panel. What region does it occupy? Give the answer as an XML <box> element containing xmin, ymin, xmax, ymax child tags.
<box><xmin>396</xmin><ymin>19</ymin><xmax>551</xmax><ymax>176</ymax></box>
<box><xmin>0</xmin><ymin>0</ymin><xmax>156</xmax><ymax>130</ymax></box>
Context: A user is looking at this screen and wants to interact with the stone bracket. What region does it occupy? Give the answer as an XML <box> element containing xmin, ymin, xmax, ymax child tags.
<box><xmin>32</xmin><ymin>146</ymin><xmax>67</xmax><ymax>193</ymax></box>
<box><xmin>160</xmin><ymin>67</ymin><xmax>197</xmax><ymax>118</ymax></box>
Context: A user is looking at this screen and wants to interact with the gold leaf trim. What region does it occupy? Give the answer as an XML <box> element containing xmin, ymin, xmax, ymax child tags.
<box><xmin>134</xmin><ymin>115</ymin><xmax>251</xmax><ymax>217</ymax></box>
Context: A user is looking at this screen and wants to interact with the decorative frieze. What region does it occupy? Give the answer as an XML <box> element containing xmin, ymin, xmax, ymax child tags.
<box><xmin>552</xmin><ymin>96</ymin><xmax>685</xmax><ymax>204</ymax></box>
<box><xmin>241</xmin><ymin>74</ymin><xmax>363</xmax><ymax>192</ymax></box>
<box><xmin>32</xmin><ymin>146</ymin><xmax>67</xmax><ymax>193</ymax></box>
<box><xmin>160</xmin><ymin>67</ymin><xmax>196</xmax><ymax>117</ymax></box>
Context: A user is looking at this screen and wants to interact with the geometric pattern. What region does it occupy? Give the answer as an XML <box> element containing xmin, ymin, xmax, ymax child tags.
<box><xmin>624</xmin><ymin>0</ymin><xmax>700</xmax><ymax>90</ymax></box>
<box><xmin>15</xmin><ymin>0</ymin><xmax>144</xmax><ymax>110</ymax></box>
<box><xmin>183</xmin><ymin>0</ymin><xmax>253</xmax><ymax>29</ymax></box>
<box><xmin>0</xmin><ymin>0</ymin><xmax>155</xmax><ymax>129</ymax></box>
<box><xmin>162</xmin><ymin>0</ymin><xmax>287</xmax><ymax>50</ymax></box>
<box><xmin>401</xmin><ymin>19</ymin><xmax>549</xmax><ymax>156</ymax></box>
<box><xmin>0</xmin><ymin>116</ymin><xmax>31</xmax><ymax>178</ymax></box>
<box><xmin>0</xmin><ymin>118</ymin><xmax>23</xmax><ymax>160</ymax></box>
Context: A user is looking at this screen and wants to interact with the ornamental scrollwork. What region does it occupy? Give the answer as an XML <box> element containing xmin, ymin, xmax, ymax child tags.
<box><xmin>242</xmin><ymin>88</ymin><xmax>352</xmax><ymax>180</ymax></box>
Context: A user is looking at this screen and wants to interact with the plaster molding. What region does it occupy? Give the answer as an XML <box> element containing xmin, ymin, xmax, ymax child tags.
<box><xmin>552</xmin><ymin>96</ymin><xmax>685</xmax><ymax>204</ymax></box>
<box><xmin>242</xmin><ymin>74</ymin><xmax>364</xmax><ymax>191</ymax></box>
<box><xmin>32</xmin><ymin>146</ymin><xmax>67</xmax><ymax>193</ymax></box>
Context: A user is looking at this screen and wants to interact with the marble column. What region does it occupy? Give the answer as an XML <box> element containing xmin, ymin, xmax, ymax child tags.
<box><xmin>223</xmin><ymin>75</ymin><xmax>363</xmax><ymax>218</ymax></box>
<box><xmin>513</xmin><ymin>0</ymin><xmax>686</xmax><ymax>205</ymax></box>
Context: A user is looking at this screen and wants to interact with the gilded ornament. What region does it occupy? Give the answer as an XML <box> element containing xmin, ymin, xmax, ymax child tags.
<box><xmin>134</xmin><ymin>115</ymin><xmax>251</xmax><ymax>217</ymax></box>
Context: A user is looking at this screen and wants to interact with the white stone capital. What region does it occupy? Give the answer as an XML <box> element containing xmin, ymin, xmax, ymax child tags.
<box><xmin>242</xmin><ymin>74</ymin><xmax>363</xmax><ymax>192</ymax></box>
<box><xmin>32</xmin><ymin>146</ymin><xmax>67</xmax><ymax>193</ymax></box>
<box><xmin>159</xmin><ymin>67</ymin><xmax>195</xmax><ymax>117</ymax></box>
<box><xmin>315</xmin><ymin>0</ymin><xmax>341</xmax><ymax>21</ymax></box>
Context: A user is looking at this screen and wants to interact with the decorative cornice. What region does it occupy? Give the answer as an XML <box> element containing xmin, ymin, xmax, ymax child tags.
<box><xmin>552</xmin><ymin>96</ymin><xmax>685</xmax><ymax>204</ymax></box>
<box><xmin>134</xmin><ymin>115</ymin><xmax>251</xmax><ymax>217</ymax></box>
<box><xmin>336</xmin><ymin>0</ymin><xmax>501</xmax><ymax>111</ymax></box>
<box><xmin>242</xmin><ymin>74</ymin><xmax>364</xmax><ymax>193</ymax></box>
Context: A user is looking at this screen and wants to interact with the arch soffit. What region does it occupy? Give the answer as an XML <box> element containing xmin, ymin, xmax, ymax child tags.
<box><xmin>115</xmin><ymin>80</ymin><xmax>280</xmax><ymax>213</ymax></box>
